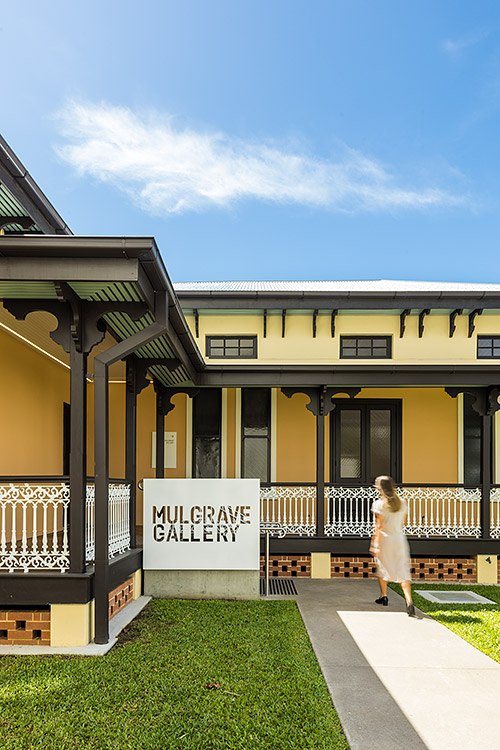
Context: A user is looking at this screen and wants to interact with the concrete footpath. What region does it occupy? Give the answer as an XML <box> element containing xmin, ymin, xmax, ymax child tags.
<box><xmin>295</xmin><ymin>579</ymin><xmax>500</xmax><ymax>750</ymax></box>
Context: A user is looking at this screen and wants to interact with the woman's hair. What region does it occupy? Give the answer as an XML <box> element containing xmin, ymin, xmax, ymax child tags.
<box><xmin>376</xmin><ymin>475</ymin><xmax>401</xmax><ymax>512</ymax></box>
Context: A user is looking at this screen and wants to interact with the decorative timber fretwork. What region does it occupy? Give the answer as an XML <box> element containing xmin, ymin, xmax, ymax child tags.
<box><xmin>155</xmin><ymin>384</ymin><xmax>200</xmax><ymax>416</ymax></box>
<box><xmin>468</xmin><ymin>309</ymin><xmax>483</xmax><ymax>338</ymax></box>
<box><xmin>418</xmin><ymin>309</ymin><xmax>430</xmax><ymax>338</ymax></box>
<box><xmin>3</xmin><ymin>297</ymin><xmax>148</xmax><ymax>354</ymax></box>
<box><xmin>331</xmin><ymin>309</ymin><xmax>337</xmax><ymax>338</ymax></box>
<box><xmin>312</xmin><ymin>310</ymin><xmax>318</xmax><ymax>338</ymax></box>
<box><xmin>263</xmin><ymin>309</ymin><xmax>267</xmax><ymax>338</ymax></box>
<box><xmin>399</xmin><ymin>309</ymin><xmax>411</xmax><ymax>338</ymax></box>
<box><xmin>449</xmin><ymin>309</ymin><xmax>463</xmax><ymax>338</ymax></box>
<box><xmin>282</xmin><ymin>309</ymin><xmax>286</xmax><ymax>338</ymax></box>
<box><xmin>0</xmin><ymin>216</ymin><xmax>36</xmax><ymax>231</ymax></box>
<box><xmin>281</xmin><ymin>386</ymin><xmax>361</xmax><ymax>416</ymax></box>
<box><xmin>445</xmin><ymin>386</ymin><xmax>500</xmax><ymax>417</ymax></box>
<box><xmin>126</xmin><ymin>357</ymin><xmax>180</xmax><ymax>396</ymax></box>
<box><xmin>193</xmin><ymin>309</ymin><xmax>199</xmax><ymax>338</ymax></box>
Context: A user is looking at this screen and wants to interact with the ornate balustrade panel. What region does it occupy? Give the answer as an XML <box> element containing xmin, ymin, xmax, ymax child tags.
<box><xmin>108</xmin><ymin>483</ymin><xmax>131</xmax><ymax>557</ymax></box>
<box><xmin>86</xmin><ymin>483</ymin><xmax>131</xmax><ymax>560</ymax></box>
<box><xmin>324</xmin><ymin>485</ymin><xmax>482</xmax><ymax>538</ymax></box>
<box><xmin>324</xmin><ymin>485</ymin><xmax>378</xmax><ymax>537</ymax></box>
<box><xmin>0</xmin><ymin>483</ymin><xmax>70</xmax><ymax>572</ymax></box>
<box><xmin>260</xmin><ymin>484</ymin><xmax>316</xmax><ymax>536</ymax></box>
<box><xmin>490</xmin><ymin>487</ymin><xmax>500</xmax><ymax>539</ymax></box>
<box><xmin>86</xmin><ymin>483</ymin><xmax>95</xmax><ymax>563</ymax></box>
<box><xmin>400</xmin><ymin>486</ymin><xmax>481</xmax><ymax>538</ymax></box>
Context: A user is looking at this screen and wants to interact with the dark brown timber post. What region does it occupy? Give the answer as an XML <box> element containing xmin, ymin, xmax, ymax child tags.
<box><xmin>481</xmin><ymin>414</ymin><xmax>492</xmax><ymax>540</ymax></box>
<box><xmin>125</xmin><ymin>358</ymin><xmax>137</xmax><ymax>550</ymax></box>
<box><xmin>94</xmin><ymin>357</ymin><xmax>110</xmax><ymax>644</ymax></box>
<box><xmin>94</xmin><ymin>293</ymin><xmax>169</xmax><ymax>645</ymax></box>
<box><xmin>316</xmin><ymin>392</ymin><xmax>325</xmax><ymax>536</ymax></box>
<box><xmin>155</xmin><ymin>386</ymin><xmax>165</xmax><ymax>478</ymax></box>
<box><xmin>69</xmin><ymin>344</ymin><xmax>88</xmax><ymax>573</ymax></box>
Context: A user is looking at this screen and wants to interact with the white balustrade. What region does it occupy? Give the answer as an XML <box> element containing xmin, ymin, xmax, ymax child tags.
<box><xmin>108</xmin><ymin>483</ymin><xmax>131</xmax><ymax>557</ymax></box>
<box><xmin>85</xmin><ymin>483</ymin><xmax>131</xmax><ymax>561</ymax></box>
<box><xmin>0</xmin><ymin>483</ymin><xmax>70</xmax><ymax>572</ymax></box>
<box><xmin>260</xmin><ymin>485</ymin><xmax>316</xmax><ymax>536</ymax></box>
<box><xmin>490</xmin><ymin>488</ymin><xmax>500</xmax><ymax>539</ymax></box>
<box><xmin>324</xmin><ymin>485</ymin><xmax>482</xmax><ymax>538</ymax></box>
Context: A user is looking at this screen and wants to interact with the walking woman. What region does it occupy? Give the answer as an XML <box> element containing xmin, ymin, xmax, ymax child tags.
<box><xmin>369</xmin><ymin>475</ymin><xmax>415</xmax><ymax>617</ymax></box>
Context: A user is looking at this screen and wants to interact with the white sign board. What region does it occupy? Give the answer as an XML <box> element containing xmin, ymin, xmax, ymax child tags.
<box><xmin>151</xmin><ymin>432</ymin><xmax>177</xmax><ymax>469</ymax></box>
<box><xmin>143</xmin><ymin>478</ymin><xmax>260</xmax><ymax>571</ymax></box>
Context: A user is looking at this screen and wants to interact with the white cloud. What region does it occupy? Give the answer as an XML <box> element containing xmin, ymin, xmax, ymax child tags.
<box><xmin>442</xmin><ymin>30</ymin><xmax>487</xmax><ymax>59</ymax></box>
<box><xmin>55</xmin><ymin>100</ymin><xmax>465</xmax><ymax>216</ymax></box>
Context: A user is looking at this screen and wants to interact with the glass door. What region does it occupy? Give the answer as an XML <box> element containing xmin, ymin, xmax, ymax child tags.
<box><xmin>332</xmin><ymin>400</ymin><xmax>401</xmax><ymax>483</ymax></box>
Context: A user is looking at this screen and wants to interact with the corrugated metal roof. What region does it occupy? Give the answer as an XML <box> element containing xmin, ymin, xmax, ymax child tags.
<box><xmin>174</xmin><ymin>279</ymin><xmax>500</xmax><ymax>293</ymax></box>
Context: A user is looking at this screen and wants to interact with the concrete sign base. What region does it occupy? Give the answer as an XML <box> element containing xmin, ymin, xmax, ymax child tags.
<box><xmin>144</xmin><ymin>569</ymin><xmax>260</xmax><ymax>600</ymax></box>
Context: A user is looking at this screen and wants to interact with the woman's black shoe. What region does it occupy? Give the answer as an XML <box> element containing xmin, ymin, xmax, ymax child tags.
<box><xmin>375</xmin><ymin>596</ymin><xmax>388</xmax><ymax>606</ymax></box>
<box><xmin>407</xmin><ymin>603</ymin><xmax>415</xmax><ymax>617</ymax></box>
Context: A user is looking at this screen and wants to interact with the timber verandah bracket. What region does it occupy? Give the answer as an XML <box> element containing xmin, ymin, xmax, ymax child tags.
<box><xmin>281</xmin><ymin>386</ymin><xmax>361</xmax><ymax>536</ymax></box>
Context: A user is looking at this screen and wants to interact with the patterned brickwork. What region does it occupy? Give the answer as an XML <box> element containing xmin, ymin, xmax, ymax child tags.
<box><xmin>260</xmin><ymin>555</ymin><xmax>311</xmax><ymax>577</ymax></box>
<box><xmin>0</xmin><ymin>610</ymin><xmax>50</xmax><ymax>645</ymax></box>
<box><xmin>108</xmin><ymin>577</ymin><xmax>134</xmax><ymax>619</ymax></box>
<box><xmin>332</xmin><ymin>556</ymin><xmax>477</xmax><ymax>581</ymax></box>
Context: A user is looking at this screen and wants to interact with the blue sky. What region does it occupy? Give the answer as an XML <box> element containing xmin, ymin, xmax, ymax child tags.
<box><xmin>3</xmin><ymin>0</ymin><xmax>500</xmax><ymax>282</ymax></box>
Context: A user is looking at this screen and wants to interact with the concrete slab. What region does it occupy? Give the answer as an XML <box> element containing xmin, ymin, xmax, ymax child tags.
<box><xmin>295</xmin><ymin>579</ymin><xmax>500</xmax><ymax>750</ymax></box>
<box><xmin>0</xmin><ymin>595</ymin><xmax>151</xmax><ymax>656</ymax></box>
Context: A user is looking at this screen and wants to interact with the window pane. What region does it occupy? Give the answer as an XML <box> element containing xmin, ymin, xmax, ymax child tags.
<box><xmin>193</xmin><ymin>390</ymin><xmax>221</xmax><ymax>437</ymax></box>
<box><xmin>464</xmin><ymin>394</ymin><xmax>482</xmax><ymax>483</ymax></box>
<box><xmin>370</xmin><ymin>410</ymin><xmax>391</xmax><ymax>479</ymax></box>
<box><xmin>195</xmin><ymin>437</ymin><xmax>220</xmax><ymax>478</ymax></box>
<box><xmin>225</xmin><ymin>347</ymin><xmax>239</xmax><ymax>357</ymax></box>
<box><xmin>243</xmin><ymin>437</ymin><xmax>269</xmax><ymax>482</ymax></box>
<box><xmin>242</xmin><ymin>389</ymin><xmax>269</xmax><ymax>435</ymax></box>
<box><xmin>340</xmin><ymin>410</ymin><xmax>361</xmax><ymax>478</ymax></box>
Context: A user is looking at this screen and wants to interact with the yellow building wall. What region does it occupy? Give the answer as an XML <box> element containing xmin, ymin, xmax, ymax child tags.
<box><xmin>87</xmin><ymin>383</ymin><xmax>126</xmax><ymax>479</ymax></box>
<box><xmin>0</xmin><ymin>328</ymin><xmax>69</xmax><ymax>475</ymax></box>
<box><xmin>188</xmin><ymin>311</ymin><xmax>500</xmax><ymax>366</ymax></box>
<box><xmin>276</xmin><ymin>390</ymin><xmax>316</xmax><ymax>482</ymax></box>
<box><xmin>226</xmin><ymin>388</ymin><xmax>236</xmax><ymax>478</ymax></box>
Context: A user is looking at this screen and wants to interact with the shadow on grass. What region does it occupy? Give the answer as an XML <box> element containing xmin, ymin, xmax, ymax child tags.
<box><xmin>435</xmin><ymin>612</ymin><xmax>483</xmax><ymax>624</ymax></box>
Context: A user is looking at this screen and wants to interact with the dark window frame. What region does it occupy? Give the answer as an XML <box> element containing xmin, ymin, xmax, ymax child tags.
<box><xmin>192</xmin><ymin>389</ymin><xmax>222</xmax><ymax>478</ymax></box>
<box><xmin>206</xmin><ymin>335</ymin><xmax>257</xmax><ymax>359</ymax></box>
<box><xmin>340</xmin><ymin>335</ymin><xmax>392</xmax><ymax>359</ymax></box>
<box><xmin>477</xmin><ymin>336</ymin><xmax>500</xmax><ymax>359</ymax></box>
<box><xmin>330</xmin><ymin>399</ymin><xmax>402</xmax><ymax>484</ymax></box>
<box><xmin>241</xmin><ymin>388</ymin><xmax>271</xmax><ymax>483</ymax></box>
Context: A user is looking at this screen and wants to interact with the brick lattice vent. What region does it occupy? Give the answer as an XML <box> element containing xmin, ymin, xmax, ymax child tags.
<box><xmin>108</xmin><ymin>577</ymin><xmax>134</xmax><ymax>619</ymax></box>
<box><xmin>260</xmin><ymin>555</ymin><xmax>311</xmax><ymax>578</ymax></box>
<box><xmin>331</xmin><ymin>556</ymin><xmax>477</xmax><ymax>582</ymax></box>
<box><xmin>0</xmin><ymin>609</ymin><xmax>50</xmax><ymax>645</ymax></box>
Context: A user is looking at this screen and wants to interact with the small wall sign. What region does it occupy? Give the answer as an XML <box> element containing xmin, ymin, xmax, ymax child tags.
<box><xmin>143</xmin><ymin>478</ymin><xmax>260</xmax><ymax>571</ymax></box>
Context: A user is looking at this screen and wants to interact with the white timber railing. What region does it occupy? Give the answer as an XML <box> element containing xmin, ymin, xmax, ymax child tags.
<box><xmin>85</xmin><ymin>482</ymin><xmax>131</xmax><ymax>562</ymax></box>
<box><xmin>490</xmin><ymin>487</ymin><xmax>500</xmax><ymax>539</ymax></box>
<box><xmin>0</xmin><ymin>480</ymin><xmax>131</xmax><ymax>572</ymax></box>
<box><xmin>0</xmin><ymin>483</ymin><xmax>70</xmax><ymax>573</ymax></box>
<box><xmin>260</xmin><ymin>484</ymin><xmax>316</xmax><ymax>537</ymax></box>
<box><xmin>325</xmin><ymin>485</ymin><xmax>482</xmax><ymax>538</ymax></box>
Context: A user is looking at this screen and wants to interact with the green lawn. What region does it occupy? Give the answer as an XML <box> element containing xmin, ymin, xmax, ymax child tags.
<box><xmin>389</xmin><ymin>582</ymin><xmax>500</xmax><ymax>663</ymax></box>
<box><xmin>0</xmin><ymin>599</ymin><xmax>348</xmax><ymax>750</ymax></box>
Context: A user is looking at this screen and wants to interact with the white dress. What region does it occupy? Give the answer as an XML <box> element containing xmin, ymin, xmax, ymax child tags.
<box><xmin>371</xmin><ymin>498</ymin><xmax>411</xmax><ymax>583</ymax></box>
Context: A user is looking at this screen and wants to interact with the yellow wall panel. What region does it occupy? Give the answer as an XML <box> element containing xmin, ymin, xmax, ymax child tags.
<box><xmin>276</xmin><ymin>390</ymin><xmax>316</xmax><ymax>481</ymax></box>
<box><xmin>0</xmin><ymin>328</ymin><xmax>69</xmax><ymax>475</ymax></box>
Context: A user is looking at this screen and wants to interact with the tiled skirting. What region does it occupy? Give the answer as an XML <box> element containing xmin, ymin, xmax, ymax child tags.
<box><xmin>0</xmin><ymin>609</ymin><xmax>50</xmax><ymax>645</ymax></box>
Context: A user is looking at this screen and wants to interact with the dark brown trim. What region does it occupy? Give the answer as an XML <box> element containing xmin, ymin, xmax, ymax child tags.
<box><xmin>0</xmin><ymin>572</ymin><xmax>93</xmax><ymax>606</ymax></box>
<box><xmin>108</xmin><ymin>549</ymin><xmax>142</xmax><ymax>591</ymax></box>
<box><xmin>201</xmin><ymin>365</ymin><xmax>500</xmax><ymax>387</ymax></box>
<box><xmin>261</xmin><ymin>536</ymin><xmax>500</xmax><ymax>556</ymax></box>
<box><xmin>176</xmin><ymin>293</ymin><xmax>500</xmax><ymax>311</ymax></box>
